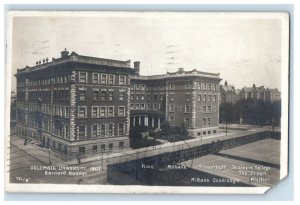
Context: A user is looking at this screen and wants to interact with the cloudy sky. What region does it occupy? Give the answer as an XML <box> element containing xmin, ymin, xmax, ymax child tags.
<box><xmin>10</xmin><ymin>12</ymin><xmax>287</xmax><ymax>91</ymax></box>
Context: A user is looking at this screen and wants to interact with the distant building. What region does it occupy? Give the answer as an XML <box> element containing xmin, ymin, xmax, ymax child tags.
<box><xmin>15</xmin><ymin>49</ymin><xmax>134</xmax><ymax>159</ymax></box>
<box><xmin>220</xmin><ymin>81</ymin><xmax>237</xmax><ymax>103</ymax></box>
<box><xmin>239</xmin><ymin>84</ymin><xmax>280</xmax><ymax>102</ymax></box>
<box><xmin>266</xmin><ymin>88</ymin><xmax>281</xmax><ymax>103</ymax></box>
<box><xmin>130</xmin><ymin>67</ymin><xmax>222</xmax><ymax>138</ymax></box>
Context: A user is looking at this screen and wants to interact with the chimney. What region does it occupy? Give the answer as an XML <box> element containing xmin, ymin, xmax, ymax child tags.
<box><xmin>36</xmin><ymin>61</ymin><xmax>38</xmax><ymax>66</ymax></box>
<box><xmin>46</xmin><ymin>57</ymin><xmax>49</xmax><ymax>63</ymax></box>
<box><xmin>61</xmin><ymin>48</ymin><xmax>69</xmax><ymax>58</ymax></box>
<box><xmin>43</xmin><ymin>59</ymin><xmax>45</xmax><ymax>64</ymax></box>
<box><xmin>178</xmin><ymin>68</ymin><xmax>184</xmax><ymax>73</ymax></box>
<box><xmin>134</xmin><ymin>61</ymin><xmax>140</xmax><ymax>76</ymax></box>
<box><xmin>38</xmin><ymin>60</ymin><xmax>41</xmax><ymax>65</ymax></box>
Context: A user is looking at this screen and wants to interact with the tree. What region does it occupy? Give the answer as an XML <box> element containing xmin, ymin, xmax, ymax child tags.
<box><xmin>220</xmin><ymin>102</ymin><xmax>235</xmax><ymax>135</ymax></box>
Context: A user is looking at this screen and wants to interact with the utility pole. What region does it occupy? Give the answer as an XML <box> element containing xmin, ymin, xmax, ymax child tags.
<box><xmin>48</xmin><ymin>148</ymin><xmax>51</xmax><ymax>165</ymax></box>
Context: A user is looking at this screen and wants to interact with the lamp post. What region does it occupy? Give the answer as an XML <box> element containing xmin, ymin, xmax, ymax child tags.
<box><xmin>48</xmin><ymin>148</ymin><xmax>51</xmax><ymax>165</ymax></box>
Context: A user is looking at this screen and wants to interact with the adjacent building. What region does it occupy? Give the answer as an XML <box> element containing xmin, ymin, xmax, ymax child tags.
<box><xmin>130</xmin><ymin>67</ymin><xmax>222</xmax><ymax>138</ymax></box>
<box><xmin>220</xmin><ymin>81</ymin><xmax>237</xmax><ymax>103</ymax></box>
<box><xmin>15</xmin><ymin>49</ymin><xmax>136</xmax><ymax>158</ymax></box>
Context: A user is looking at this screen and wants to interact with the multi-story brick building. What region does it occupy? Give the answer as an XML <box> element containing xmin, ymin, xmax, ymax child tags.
<box><xmin>220</xmin><ymin>81</ymin><xmax>237</xmax><ymax>104</ymax></box>
<box><xmin>15</xmin><ymin>49</ymin><xmax>136</xmax><ymax>159</ymax></box>
<box><xmin>130</xmin><ymin>67</ymin><xmax>222</xmax><ymax>138</ymax></box>
<box><xmin>239</xmin><ymin>84</ymin><xmax>280</xmax><ymax>103</ymax></box>
<box><xmin>15</xmin><ymin>49</ymin><xmax>222</xmax><ymax>158</ymax></box>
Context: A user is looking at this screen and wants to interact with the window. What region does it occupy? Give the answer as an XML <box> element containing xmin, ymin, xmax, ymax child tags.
<box><xmin>168</xmin><ymin>82</ymin><xmax>175</xmax><ymax>90</ymax></box>
<box><xmin>184</xmin><ymin>118</ymin><xmax>189</xmax><ymax>126</ymax></box>
<box><xmin>92</xmin><ymin>145</ymin><xmax>98</xmax><ymax>153</ymax></box>
<box><xmin>169</xmin><ymin>104</ymin><xmax>174</xmax><ymax>112</ymax></box>
<box><xmin>160</xmin><ymin>95</ymin><xmax>164</xmax><ymax>101</ymax></box>
<box><xmin>141</xmin><ymin>94</ymin><xmax>145</xmax><ymax>101</ymax></box>
<box><xmin>208</xmin><ymin>95</ymin><xmax>211</xmax><ymax>102</ymax></box>
<box><xmin>208</xmin><ymin>118</ymin><xmax>211</xmax><ymax>126</ymax></box>
<box><xmin>213</xmin><ymin>84</ymin><xmax>217</xmax><ymax>91</ymax></box>
<box><xmin>213</xmin><ymin>95</ymin><xmax>217</xmax><ymax>102</ymax></box>
<box><xmin>154</xmin><ymin>94</ymin><xmax>157</xmax><ymax>101</ymax></box>
<box><xmin>101</xmin><ymin>74</ymin><xmax>107</xmax><ymax>84</ymax></box>
<box><xmin>130</xmin><ymin>103</ymin><xmax>134</xmax><ymax>109</ymax></box>
<box><xmin>109</xmin><ymin>143</ymin><xmax>113</xmax><ymax>151</ymax></box>
<box><xmin>108</xmin><ymin>74</ymin><xmax>114</xmax><ymax>85</ymax></box>
<box><xmin>79</xmin><ymin>147</ymin><xmax>85</xmax><ymax>155</ymax></box>
<box><xmin>119</xmin><ymin>75</ymin><xmax>126</xmax><ymax>85</ymax></box>
<box><xmin>208</xmin><ymin>106</ymin><xmax>211</xmax><ymax>113</ymax></box>
<box><xmin>101</xmin><ymin>144</ymin><xmax>105</xmax><ymax>152</ymax></box>
<box><xmin>78</xmin><ymin>126</ymin><xmax>86</xmax><ymax>140</ymax></box>
<box><xmin>92</xmin><ymin>106</ymin><xmax>99</xmax><ymax>118</ymax></box>
<box><xmin>141</xmin><ymin>103</ymin><xmax>145</xmax><ymax>110</ymax></box>
<box><xmin>135</xmin><ymin>84</ymin><xmax>140</xmax><ymax>90</ymax></box>
<box><xmin>108</xmin><ymin>106</ymin><xmax>114</xmax><ymax>117</ymax></box>
<box><xmin>100</xmin><ymin>107</ymin><xmax>106</xmax><ymax>117</ymax></box>
<box><xmin>136</xmin><ymin>94</ymin><xmax>140</xmax><ymax>100</ymax></box>
<box><xmin>208</xmin><ymin>84</ymin><xmax>212</xmax><ymax>90</ymax></box>
<box><xmin>118</xmin><ymin>106</ymin><xmax>125</xmax><ymax>117</ymax></box>
<box><xmin>130</xmin><ymin>94</ymin><xmax>134</xmax><ymax>100</ymax></box>
<box><xmin>91</xmin><ymin>125</ymin><xmax>97</xmax><ymax>138</ymax></box>
<box><xmin>119</xmin><ymin>141</ymin><xmax>124</xmax><ymax>148</ymax></box>
<box><xmin>130</xmin><ymin>84</ymin><xmax>134</xmax><ymax>90</ymax></box>
<box><xmin>79</xmin><ymin>91</ymin><xmax>86</xmax><ymax>101</ymax></box>
<box><xmin>198</xmin><ymin>95</ymin><xmax>201</xmax><ymax>102</ymax></box>
<box><xmin>203</xmin><ymin>106</ymin><xmax>207</xmax><ymax>113</ymax></box>
<box><xmin>141</xmin><ymin>84</ymin><xmax>145</xmax><ymax>90</ymax></box>
<box><xmin>93</xmin><ymin>91</ymin><xmax>99</xmax><ymax>101</ymax></box>
<box><xmin>79</xmin><ymin>72</ymin><xmax>87</xmax><ymax>83</ymax></box>
<box><xmin>170</xmin><ymin>94</ymin><xmax>174</xmax><ymax>101</ymax></box>
<box><xmin>108</xmin><ymin>91</ymin><xmax>113</xmax><ymax>101</ymax></box>
<box><xmin>203</xmin><ymin>95</ymin><xmax>206</xmax><ymax>102</ymax></box>
<box><xmin>153</xmin><ymin>103</ymin><xmax>157</xmax><ymax>110</ymax></box>
<box><xmin>186</xmin><ymin>94</ymin><xmax>190</xmax><ymax>102</ymax></box>
<box><xmin>92</xmin><ymin>73</ymin><xmax>99</xmax><ymax>84</ymax></box>
<box><xmin>118</xmin><ymin>123</ymin><xmax>125</xmax><ymax>136</ymax></box>
<box><xmin>108</xmin><ymin>123</ymin><xmax>114</xmax><ymax>137</ymax></box>
<box><xmin>101</xmin><ymin>91</ymin><xmax>107</xmax><ymax>101</ymax></box>
<box><xmin>135</xmin><ymin>103</ymin><xmax>140</xmax><ymax>110</ymax></box>
<box><xmin>185</xmin><ymin>82</ymin><xmax>192</xmax><ymax>89</ymax></box>
<box><xmin>100</xmin><ymin>124</ymin><xmax>105</xmax><ymax>137</ymax></box>
<box><xmin>203</xmin><ymin>118</ymin><xmax>207</xmax><ymax>127</ymax></box>
<box><xmin>78</xmin><ymin>107</ymin><xmax>87</xmax><ymax>118</ymax></box>
<box><xmin>119</xmin><ymin>92</ymin><xmax>125</xmax><ymax>101</ymax></box>
<box><xmin>185</xmin><ymin>105</ymin><xmax>191</xmax><ymax>113</ymax></box>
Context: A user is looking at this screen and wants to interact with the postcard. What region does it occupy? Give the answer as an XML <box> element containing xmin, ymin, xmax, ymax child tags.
<box><xmin>5</xmin><ymin>11</ymin><xmax>289</xmax><ymax>194</ymax></box>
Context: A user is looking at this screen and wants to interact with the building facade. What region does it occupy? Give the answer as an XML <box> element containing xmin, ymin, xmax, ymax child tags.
<box><xmin>130</xmin><ymin>68</ymin><xmax>222</xmax><ymax>138</ymax></box>
<box><xmin>220</xmin><ymin>81</ymin><xmax>237</xmax><ymax>104</ymax></box>
<box><xmin>15</xmin><ymin>49</ymin><xmax>136</xmax><ymax>159</ymax></box>
<box><xmin>239</xmin><ymin>84</ymin><xmax>281</xmax><ymax>103</ymax></box>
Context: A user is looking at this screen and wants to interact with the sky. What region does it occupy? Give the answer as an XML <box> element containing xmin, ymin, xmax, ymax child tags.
<box><xmin>10</xmin><ymin>12</ymin><xmax>286</xmax><ymax>91</ymax></box>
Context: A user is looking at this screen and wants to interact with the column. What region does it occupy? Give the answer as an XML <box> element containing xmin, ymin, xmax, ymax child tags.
<box><xmin>151</xmin><ymin>117</ymin><xmax>155</xmax><ymax>128</ymax></box>
<box><xmin>138</xmin><ymin>116</ymin><xmax>141</xmax><ymax>126</ymax></box>
<box><xmin>144</xmin><ymin>116</ymin><xmax>147</xmax><ymax>126</ymax></box>
<box><xmin>158</xmin><ymin>117</ymin><xmax>161</xmax><ymax>130</ymax></box>
<box><xmin>133</xmin><ymin>117</ymin><xmax>136</xmax><ymax>127</ymax></box>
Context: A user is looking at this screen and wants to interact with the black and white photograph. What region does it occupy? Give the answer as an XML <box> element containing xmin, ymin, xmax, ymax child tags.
<box><xmin>5</xmin><ymin>11</ymin><xmax>289</xmax><ymax>194</ymax></box>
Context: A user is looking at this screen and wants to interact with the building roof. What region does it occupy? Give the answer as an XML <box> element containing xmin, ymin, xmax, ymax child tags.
<box><xmin>16</xmin><ymin>49</ymin><xmax>133</xmax><ymax>75</ymax></box>
<box><xmin>132</xmin><ymin>68</ymin><xmax>221</xmax><ymax>81</ymax></box>
<box><xmin>221</xmin><ymin>84</ymin><xmax>235</xmax><ymax>92</ymax></box>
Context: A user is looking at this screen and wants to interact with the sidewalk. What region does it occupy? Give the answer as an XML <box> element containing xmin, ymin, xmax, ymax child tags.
<box><xmin>10</xmin><ymin>135</ymin><xmax>66</xmax><ymax>166</ymax></box>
